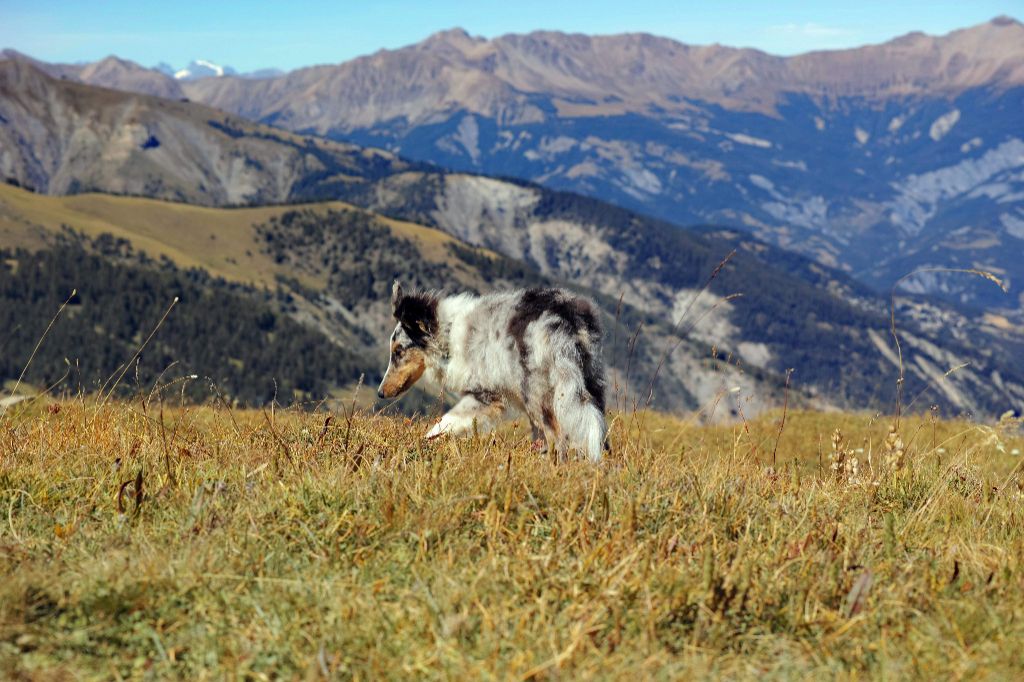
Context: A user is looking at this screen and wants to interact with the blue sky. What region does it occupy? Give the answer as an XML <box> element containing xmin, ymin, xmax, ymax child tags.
<box><xmin>1</xmin><ymin>0</ymin><xmax>1019</xmax><ymax>72</ymax></box>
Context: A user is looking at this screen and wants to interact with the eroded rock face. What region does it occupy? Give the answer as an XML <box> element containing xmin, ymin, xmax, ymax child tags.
<box><xmin>0</xmin><ymin>60</ymin><xmax>407</xmax><ymax>206</ymax></box>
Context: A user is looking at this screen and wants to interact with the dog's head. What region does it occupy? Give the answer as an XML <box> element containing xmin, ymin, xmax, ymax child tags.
<box><xmin>377</xmin><ymin>281</ymin><xmax>439</xmax><ymax>399</ymax></box>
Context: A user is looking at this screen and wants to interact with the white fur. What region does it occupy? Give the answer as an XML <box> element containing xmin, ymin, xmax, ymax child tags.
<box><xmin>413</xmin><ymin>289</ymin><xmax>607</xmax><ymax>462</ymax></box>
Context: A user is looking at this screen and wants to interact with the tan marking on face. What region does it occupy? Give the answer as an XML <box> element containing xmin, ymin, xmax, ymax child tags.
<box><xmin>379</xmin><ymin>348</ymin><xmax>426</xmax><ymax>398</ymax></box>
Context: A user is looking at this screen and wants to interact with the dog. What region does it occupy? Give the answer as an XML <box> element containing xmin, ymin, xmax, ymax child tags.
<box><xmin>377</xmin><ymin>281</ymin><xmax>608</xmax><ymax>461</ymax></box>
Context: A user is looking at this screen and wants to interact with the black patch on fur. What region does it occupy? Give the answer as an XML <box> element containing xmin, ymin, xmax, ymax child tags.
<box><xmin>508</xmin><ymin>289</ymin><xmax>553</xmax><ymax>386</ymax></box>
<box><xmin>468</xmin><ymin>389</ymin><xmax>502</xmax><ymax>405</ymax></box>
<box><xmin>575</xmin><ymin>338</ymin><xmax>606</xmax><ymax>413</ymax></box>
<box><xmin>394</xmin><ymin>292</ymin><xmax>438</xmax><ymax>346</ymax></box>
<box><xmin>507</xmin><ymin>288</ymin><xmax>606</xmax><ymax>412</ymax></box>
<box><xmin>541</xmin><ymin>398</ymin><xmax>558</xmax><ymax>433</ymax></box>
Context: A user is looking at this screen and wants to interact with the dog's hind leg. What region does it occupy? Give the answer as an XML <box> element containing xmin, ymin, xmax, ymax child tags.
<box><xmin>520</xmin><ymin>379</ymin><xmax>561</xmax><ymax>457</ymax></box>
<box><xmin>425</xmin><ymin>391</ymin><xmax>506</xmax><ymax>440</ymax></box>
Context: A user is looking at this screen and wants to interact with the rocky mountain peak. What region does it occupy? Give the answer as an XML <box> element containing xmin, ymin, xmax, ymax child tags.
<box><xmin>420</xmin><ymin>27</ymin><xmax>484</xmax><ymax>54</ymax></box>
<box><xmin>991</xmin><ymin>15</ymin><xmax>1022</xmax><ymax>27</ymax></box>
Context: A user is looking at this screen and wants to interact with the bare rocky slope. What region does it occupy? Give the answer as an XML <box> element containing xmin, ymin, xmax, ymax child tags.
<box><xmin>1</xmin><ymin>62</ymin><xmax>1022</xmax><ymax>417</ymax></box>
<box><xmin>52</xmin><ymin>17</ymin><xmax>1018</xmax><ymax>316</ymax></box>
<box><xmin>0</xmin><ymin>60</ymin><xmax>407</xmax><ymax>205</ymax></box>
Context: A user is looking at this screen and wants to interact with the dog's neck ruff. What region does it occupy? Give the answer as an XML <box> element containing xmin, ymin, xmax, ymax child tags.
<box><xmin>424</xmin><ymin>293</ymin><xmax>478</xmax><ymax>389</ymax></box>
<box><xmin>425</xmin><ymin>324</ymin><xmax>451</xmax><ymax>385</ymax></box>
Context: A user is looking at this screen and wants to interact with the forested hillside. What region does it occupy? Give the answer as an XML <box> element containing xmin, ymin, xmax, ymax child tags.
<box><xmin>0</xmin><ymin>242</ymin><xmax>364</xmax><ymax>405</ymax></box>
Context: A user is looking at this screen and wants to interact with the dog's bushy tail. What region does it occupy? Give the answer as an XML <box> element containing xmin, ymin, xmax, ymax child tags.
<box><xmin>565</xmin><ymin>400</ymin><xmax>607</xmax><ymax>462</ymax></box>
<box><xmin>556</xmin><ymin>322</ymin><xmax>607</xmax><ymax>462</ymax></box>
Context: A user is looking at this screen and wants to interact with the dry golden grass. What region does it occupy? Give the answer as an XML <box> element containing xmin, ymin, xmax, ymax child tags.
<box><xmin>0</xmin><ymin>184</ymin><xmax>498</xmax><ymax>292</ymax></box>
<box><xmin>2</xmin><ymin>399</ymin><xmax>1023</xmax><ymax>680</ymax></box>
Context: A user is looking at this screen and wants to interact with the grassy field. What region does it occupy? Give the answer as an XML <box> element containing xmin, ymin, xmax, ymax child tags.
<box><xmin>1</xmin><ymin>399</ymin><xmax>1023</xmax><ymax>680</ymax></box>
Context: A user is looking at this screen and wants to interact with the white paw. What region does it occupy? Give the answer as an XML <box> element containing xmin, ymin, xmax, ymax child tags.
<box><xmin>425</xmin><ymin>416</ymin><xmax>453</xmax><ymax>440</ymax></box>
<box><xmin>425</xmin><ymin>412</ymin><xmax>478</xmax><ymax>440</ymax></box>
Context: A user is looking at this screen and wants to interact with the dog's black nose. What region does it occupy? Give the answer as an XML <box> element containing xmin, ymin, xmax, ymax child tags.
<box><xmin>377</xmin><ymin>388</ymin><xmax>386</xmax><ymax>400</ymax></box>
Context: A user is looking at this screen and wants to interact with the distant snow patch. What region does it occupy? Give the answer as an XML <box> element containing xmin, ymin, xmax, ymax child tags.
<box><xmin>929</xmin><ymin>109</ymin><xmax>960</xmax><ymax>141</ymax></box>
<box><xmin>194</xmin><ymin>59</ymin><xmax>225</xmax><ymax>76</ymax></box>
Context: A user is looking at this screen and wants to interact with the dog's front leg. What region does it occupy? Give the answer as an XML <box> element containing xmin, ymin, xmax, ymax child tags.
<box><xmin>425</xmin><ymin>392</ymin><xmax>505</xmax><ymax>440</ymax></box>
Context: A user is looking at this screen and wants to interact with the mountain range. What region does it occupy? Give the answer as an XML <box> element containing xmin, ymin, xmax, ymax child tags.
<box><xmin>0</xmin><ymin>51</ymin><xmax>282</xmax><ymax>100</ymax></box>
<box><xmin>23</xmin><ymin>17</ymin><xmax>1020</xmax><ymax>315</ymax></box>
<box><xmin>2</xmin><ymin>57</ymin><xmax>1022</xmax><ymax>417</ymax></box>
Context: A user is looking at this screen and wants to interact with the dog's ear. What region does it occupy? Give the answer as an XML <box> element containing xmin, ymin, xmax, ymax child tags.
<box><xmin>393</xmin><ymin>286</ymin><xmax>438</xmax><ymax>343</ymax></box>
<box><xmin>391</xmin><ymin>281</ymin><xmax>403</xmax><ymax>317</ymax></box>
